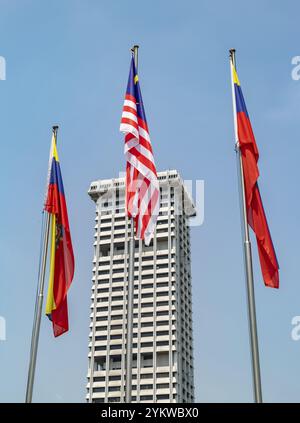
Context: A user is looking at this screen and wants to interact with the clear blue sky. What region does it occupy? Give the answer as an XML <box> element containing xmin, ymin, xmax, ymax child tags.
<box><xmin>1</xmin><ymin>0</ymin><xmax>300</xmax><ymax>403</ymax></box>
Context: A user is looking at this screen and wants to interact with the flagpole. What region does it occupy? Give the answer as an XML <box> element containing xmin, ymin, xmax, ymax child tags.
<box><xmin>125</xmin><ymin>45</ymin><xmax>139</xmax><ymax>404</ymax></box>
<box><xmin>25</xmin><ymin>126</ymin><xmax>59</xmax><ymax>403</ymax></box>
<box><xmin>229</xmin><ymin>49</ymin><xmax>263</xmax><ymax>403</ymax></box>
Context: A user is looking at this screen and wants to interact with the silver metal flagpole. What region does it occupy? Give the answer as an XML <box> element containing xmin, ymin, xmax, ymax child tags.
<box><xmin>229</xmin><ymin>49</ymin><xmax>263</xmax><ymax>403</ymax></box>
<box><xmin>125</xmin><ymin>45</ymin><xmax>139</xmax><ymax>404</ymax></box>
<box><xmin>25</xmin><ymin>125</ymin><xmax>59</xmax><ymax>403</ymax></box>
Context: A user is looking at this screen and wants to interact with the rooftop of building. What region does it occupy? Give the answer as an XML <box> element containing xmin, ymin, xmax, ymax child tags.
<box><xmin>88</xmin><ymin>169</ymin><xmax>196</xmax><ymax>217</ymax></box>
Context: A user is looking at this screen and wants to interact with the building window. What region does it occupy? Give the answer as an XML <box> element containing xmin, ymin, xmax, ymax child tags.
<box><xmin>110</xmin><ymin>324</ymin><xmax>122</xmax><ymax>330</ymax></box>
<box><xmin>111</xmin><ymin>315</ymin><xmax>123</xmax><ymax>320</ymax></box>
<box><xmin>141</xmin><ymin>283</ymin><xmax>153</xmax><ymax>289</ymax></box>
<box><xmin>141</xmin><ymin>353</ymin><xmax>153</xmax><ymax>368</ymax></box>
<box><xmin>156</xmin><ymin>301</ymin><xmax>169</xmax><ymax>307</ymax></box>
<box><xmin>108</xmin><ymin>386</ymin><xmax>120</xmax><ymax>392</ymax></box>
<box><xmin>141</xmin><ymin>274</ymin><xmax>153</xmax><ymax>280</ymax></box>
<box><xmin>157</xmin><ymin>394</ymin><xmax>169</xmax><ymax>400</ymax></box>
<box><xmin>156</xmin><ymin>352</ymin><xmax>169</xmax><ymax>367</ymax></box>
<box><xmin>140</xmin><ymin>395</ymin><xmax>153</xmax><ymax>401</ymax></box>
<box><xmin>140</xmin><ymin>373</ymin><xmax>152</xmax><ymax>379</ymax></box>
<box><xmin>97</xmin><ymin>307</ymin><xmax>108</xmax><ymax>312</ymax></box>
<box><xmin>100</xmin><ymin>235</ymin><xmax>111</xmax><ymax>240</ymax></box>
<box><xmin>108</xmin><ymin>397</ymin><xmax>120</xmax><ymax>403</ymax></box>
<box><xmin>111</xmin><ymin>305</ymin><xmax>123</xmax><ymax>311</ymax></box>
<box><xmin>93</xmin><ymin>387</ymin><xmax>105</xmax><ymax>393</ymax></box>
<box><xmin>110</xmin><ymin>334</ymin><xmax>122</xmax><ymax>340</ymax></box>
<box><xmin>157</xmin><ymin>282</ymin><xmax>169</xmax><ymax>288</ymax></box>
<box><xmin>95</xmin><ymin>325</ymin><xmax>107</xmax><ymax>331</ymax></box>
<box><xmin>156</xmin><ymin>310</ymin><xmax>168</xmax><ymax>316</ymax></box>
<box><xmin>157</xmin><ymin>228</ymin><xmax>167</xmax><ymax>234</ymax></box>
<box><xmin>112</xmin><ymin>296</ymin><xmax>123</xmax><ymax>302</ymax></box>
<box><xmin>98</xmin><ymin>270</ymin><xmax>109</xmax><ymax>275</ymax></box>
<box><xmin>156</xmin><ymin>341</ymin><xmax>169</xmax><ymax>347</ymax></box>
<box><xmin>109</xmin><ymin>375</ymin><xmax>121</xmax><ymax>381</ymax></box>
<box><xmin>97</xmin><ymin>297</ymin><xmax>109</xmax><ymax>303</ymax></box>
<box><xmin>112</xmin><ymin>286</ymin><xmax>123</xmax><ymax>292</ymax></box>
<box><xmin>94</xmin><ymin>357</ymin><xmax>106</xmax><ymax>371</ymax></box>
<box><xmin>101</xmin><ymin>226</ymin><xmax>111</xmax><ymax>232</ymax></box>
<box><xmin>100</xmin><ymin>247</ymin><xmax>110</xmax><ymax>257</ymax></box>
<box><xmin>141</xmin><ymin>302</ymin><xmax>153</xmax><ymax>308</ymax></box>
<box><xmin>97</xmin><ymin>288</ymin><xmax>109</xmax><ymax>293</ymax></box>
<box><xmin>141</xmin><ymin>293</ymin><xmax>153</xmax><ymax>299</ymax></box>
<box><xmin>109</xmin><ymin>355</ymin><xmax>121</xmax><ymax>370</ymax></box>
<box><xmin>156</xmin><ymin>383</ymin><xmax>169</xmax><ymax>389</ymax></box>
<box><xmin>98</xmin><ymin>279</ymin><xmax>109</xmax><ymax>284</ymax></box>
<box><xmin>156</xmin><ymin>321</ymin><xmax>169</xmax><ymax>326</ymax></box>
<box><xmin>142</xmin><ymin>256</ymin><xmax>154</xmax><ymax>262</ymax></box>
<box><xmin>141</xmin><ymin>322</ymin><xmax>153</xmax><ymax>328</ymax></box>
<box><xmin>93</xmin><ymin>376</ymin><xmax>105</xmax><ymax>382</ymax></box>
<box><xmin>156</xmin><ymin>372</ymin><xmax>169</xmax><ymax>378</ymax></box>
<box><xmin>156</xmin><ymin>331</ymin><xmax>169</xmax><ymax>337</ymax></box>
<box><xmin>141</xmin><ymin>312</ymin><xmax>153</xmax><ymax>318</ymax></box>
<box><xmin>112</xmin><ymin>268</ymin><xmax>124</xmax><ymax>274</ymax></box>
<box><xmin>110</xmin><ymin>344</ymin><xmax>122</xmax><ymax>350</ymax></box>
<box><xmin>95</xmin><ymin>346</ymin><xmax>107</xmax><ymax>351</ymax></box>
<box><xmin>141</xmin><ymin>332</ymin><xmax>153</xmax><ymax>338</ymax></box>
<box><xmin>112</xmin><ymin>277</ymin><xmax>124</xmax><ymax>283</ymax></box>
<box><xmin>141</xmin><ymin>342</ymin><xmax>153</xmax><ymax>348</ymax></box>
<box><xmin>157</xmin><ymin>273</ymin><xmax>169</xmax><ymax>279</ymax></box>
<box><xmin>140</xmin><ymin>384</ymin><xmax>153</xmax><ymax>390</ymax></box>
<box><xmin>95</xmin><ymin>335</ymin><xmax>107</xmax><ymax>341</ymax></box>
<box><xmin>142</xmin><ymin>265</ymin><xmax>153</xmax><ymax>271</ymax></box>
<box><xmin>157</xmin><ymin>254</ymin><xmax>169</xmax><ymax>260</ymax></box>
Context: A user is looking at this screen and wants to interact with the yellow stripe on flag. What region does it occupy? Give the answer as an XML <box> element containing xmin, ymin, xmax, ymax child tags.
<box><xmin>46</xmin><ymin>214</ymin><xmax>57</xmax><ymax>314</ymax></box>
<box><xmin>231</xmin><ymin>62</ymin><xmax>240</xmax><ymax>86</ymax></box>
<box><xmin>52</xmin><ymin>136</ymin><xmax>59</xmax><ymax>162</ymax></box>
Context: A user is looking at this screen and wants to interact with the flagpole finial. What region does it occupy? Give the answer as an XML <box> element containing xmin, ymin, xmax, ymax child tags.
<box><xmin>131</xmin><ymin>45</ymin><xmax>139</xmax><ymax>70</ymax></box>
<box><xmin>52</xmin><ymin>126</ymin><xmax>59</xmax><ymax>144</ymax></box>
<box><xmin>229</xmin><ymin>49</ymin><xmax>236</xmax><ymax>58</ymax></box>
<box><xmin>131</xmin><ymin>44</ymin><xmax>139</xmax><ymax>52</ymax></box>
<box><xmin>229</xmin><ymin>49</ymin><xmax>236</xmax><ymax>67</ymax></box>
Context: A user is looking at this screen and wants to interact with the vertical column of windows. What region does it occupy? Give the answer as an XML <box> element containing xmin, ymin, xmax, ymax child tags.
<box><xmin>104</xmin><ymin>188</ymin><xmax>116</xmax><ymax>401</ymax></box>
<box><xmin>89</xmin><ymin>201</ymin><xmax>104</xmax><ymax>402</ymax></box>
<box><xmin>167</xmin><ymin>181</ymin><xmax>174</xmax><ymax>403</ymax></box>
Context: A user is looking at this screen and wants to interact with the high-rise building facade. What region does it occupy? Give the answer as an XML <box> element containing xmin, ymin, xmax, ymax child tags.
<box><xmin>87</xmin><ymin>170</ymin><xmax>196</xmax><ymax>403</ymax></box>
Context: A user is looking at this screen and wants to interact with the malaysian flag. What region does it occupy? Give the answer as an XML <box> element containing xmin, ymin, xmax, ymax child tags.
<box><xmin>120</xmin><ymin>56</ymin><xmax>159</xmax><ymax>245</ymax></box>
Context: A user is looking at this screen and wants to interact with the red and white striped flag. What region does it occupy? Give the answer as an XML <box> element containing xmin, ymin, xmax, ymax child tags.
<box><xmin>120</xmin><ymin>57</ymin><xmax>159</xmax><ymax>245</ymax></box>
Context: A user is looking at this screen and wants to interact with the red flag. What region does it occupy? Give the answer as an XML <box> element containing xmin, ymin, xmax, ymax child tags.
<box><xmin>44</xmin><ymin>134</ymin><xmax>75</xmax><ymax>336</ymax></box>
<box><xmin>232</xmin><ymin>63</ymin><xmax>279</xmax><ymax>288</ymax></box>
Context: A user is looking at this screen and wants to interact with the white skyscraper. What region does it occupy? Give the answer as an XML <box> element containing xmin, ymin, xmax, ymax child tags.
<box><xmin>86</xmin><ymin>169</ymin><xmax>196</xmax><ymax>403</ymax></box>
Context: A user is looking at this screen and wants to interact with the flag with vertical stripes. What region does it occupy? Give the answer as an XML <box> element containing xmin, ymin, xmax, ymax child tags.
<box><xmin>44</xmin><ymin>133</ymin><xmax>75</xmax><ymax>336</ymax></box>
<box><xmin>231</xmin><ymin>60</ymin><xmax>279</xmax><ymax>288</ymax></box>
<box><xmin>120</xmin><ymin>56</ymin><xmax>159</xmax><ymax>245</ymax></box>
